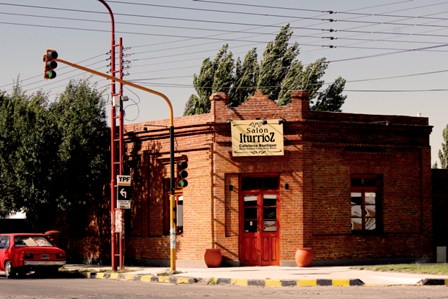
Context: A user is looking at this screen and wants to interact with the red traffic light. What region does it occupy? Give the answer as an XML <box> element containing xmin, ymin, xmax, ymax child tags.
<box><xmin>43</xmin><ymin>49</ymin><xmax>58</xmax><ymax>80</ymax></box>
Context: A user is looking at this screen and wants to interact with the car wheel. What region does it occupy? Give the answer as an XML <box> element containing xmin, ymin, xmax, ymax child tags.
<box><xmin>4</xmin><ymin>261</ymin><xmax>16</xmax><ymax>279</ymax></box>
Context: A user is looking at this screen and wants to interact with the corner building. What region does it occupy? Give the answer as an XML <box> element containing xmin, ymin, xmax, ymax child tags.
<box><xmin>124</xmin><ymin>90</ymin><xmax>433</xmax><ymax>266</ymax></box>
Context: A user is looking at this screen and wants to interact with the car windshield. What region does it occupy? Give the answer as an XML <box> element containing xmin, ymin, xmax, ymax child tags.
<box><xmin>14</xmin><ymin>236</ymin><xmax>53</xmax><ymax>247</ymax></box>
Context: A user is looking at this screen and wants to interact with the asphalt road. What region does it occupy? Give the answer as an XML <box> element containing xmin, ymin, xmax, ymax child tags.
<box><xmin>0</xmin><ymin>278</ymin><xmax>447</xmax><ymax>299</ymax></box>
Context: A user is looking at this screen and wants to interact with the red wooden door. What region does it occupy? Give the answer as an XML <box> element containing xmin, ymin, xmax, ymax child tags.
<box><xmin>240</xmin><ymin>192</ymin><xmax>279</xmax><ymax>266</ymax></box>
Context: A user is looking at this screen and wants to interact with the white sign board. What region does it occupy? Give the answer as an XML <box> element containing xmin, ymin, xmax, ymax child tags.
<box><xmin>117</xmin><ymin>175</ymin><xmax>131</xmax><ymax>209</ymax></box>
<box><xmin>117</xmin><ymin>175</ymin><xmax>131</xmax><ymax>186</ymax></box>
<box><xmin>231</xmin><ymin>120</ymin><xmax>284</xmax><ymax>157</ymax></box>
<box><xmin>118</xmin><ymin>200</ymin><xmax>131</xmax><ymax>209</ymax></box>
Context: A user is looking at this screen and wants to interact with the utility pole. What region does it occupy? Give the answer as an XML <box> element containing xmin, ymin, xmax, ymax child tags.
<box><xmin>97</xmin><ymin>0</ymin><xmax>125</xmax><ymax>272</ymax></box>
<box><xmin>112</xmin><ymin>37</ymin><xmax>125</xmax><ymax>271</ymax></box>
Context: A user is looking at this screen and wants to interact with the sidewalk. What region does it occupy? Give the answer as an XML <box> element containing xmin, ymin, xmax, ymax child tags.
<box><xmin>63</xmin><ymin>264</ymin><xmax>448</xmax><ymax>287</ymax></box>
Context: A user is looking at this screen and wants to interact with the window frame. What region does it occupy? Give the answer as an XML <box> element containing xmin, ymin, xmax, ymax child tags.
<box><xmin>0</xmin><ymin>236</ymin><xmax>9</xmax><ymax>249</ymax></box>
<box><xmin>350</xmin><ymin>174</ymin><xmax>383</xmax><ymax>234</ymax></box>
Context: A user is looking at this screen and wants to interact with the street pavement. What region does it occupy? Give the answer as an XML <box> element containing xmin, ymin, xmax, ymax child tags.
<box><xmin>62</xmin><ymin>264</ymin><xmax>448</xmax><ymax>287</ymax></box>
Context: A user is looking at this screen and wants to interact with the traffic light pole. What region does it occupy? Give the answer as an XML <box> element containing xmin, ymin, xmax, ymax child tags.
<box><xmin>96</xmin><ymin>0</ymin><xmax>121</xmax><ymax>272</ymax></box>
<box><xmin>53</xmin><ymin>57</ymin><xmax>177</xmax><ymax>272</ymax></box>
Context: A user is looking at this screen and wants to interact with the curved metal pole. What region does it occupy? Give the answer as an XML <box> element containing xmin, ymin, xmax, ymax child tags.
<box><xmin>97</xmin><ymin>0</ymin><xmax>115</xmax><ymax>92</ymax></box>
<box><xmin>96</xmin><ymin>0</ymin><xmax>176</xmax><ymax>272</ymax></box>
<box><xmin>97</xmin><ymin>0</ymin><xmax>119</xmax><ymax>272</ymax></box>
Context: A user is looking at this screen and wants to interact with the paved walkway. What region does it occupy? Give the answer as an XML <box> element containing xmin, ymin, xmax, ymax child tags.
<box><xmin>63</xmin><ymin>264</ymin><xmax>448</xmax><ymax>287</ymax></box>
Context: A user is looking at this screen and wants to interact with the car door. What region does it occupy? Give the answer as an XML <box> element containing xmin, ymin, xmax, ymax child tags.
<box><xmin>0</xmin><ymin>235</ymin><xmax>10</xmax><ymax>270</ymax></box>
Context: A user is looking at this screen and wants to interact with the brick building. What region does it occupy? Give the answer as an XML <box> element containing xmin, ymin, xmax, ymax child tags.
<box><xmin>123</xmin><ymin>90</ymin><xmax>433</xmax><ymax>266</ymax></box>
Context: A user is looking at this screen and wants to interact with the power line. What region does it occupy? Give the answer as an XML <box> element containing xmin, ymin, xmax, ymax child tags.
<box><xmin>3</xmin><ymin>18</ymin><xmax>448</xmax><ymax>57</ymax></box>
<box><xmin>329</xmin><ymin>43</ymin><xmax>448</xmax><ymax>63</ymax></box>
<box><xmin>0</xmin><ymin>20</ymin><xmax>326</xmax><ymax>46</ymax></box>
<box><xmin>338</xmin><ymin>1</ymin><xmax>448</xmax><ymax>21</ymax></box>
<box><xmin>191</xmin><ymin>0</ymin><xmax>416</xmax><ymax>16</ymax></box>
<box><xmin>0</xmin><ymin>3</ymin><xmax>326</xmax><ymax>29</ymax></box>
<box><xmin>106</xmin><ymin>0</ymin><xmax>333</xmax><ymax>22</ymax></box>
<box><xmin>3</xmin><ymin>2</ymin><xmax>448</xmax><ymax>55</ymax></box>
<box><xmin>0</xmin><ymin>11</ymin><xmax>327</xmax><ymax>39</ymax></box>
<box><xmin>1</xmin><ymin>55</ymin><xmax>108</xmax><ymax>93</ymax></box>
<box><xmin>347</xmin><ymin>69</ymin><xmax>448</xmax><ymax>83</ymax></box>
<box><xmin>4</xmin><ymin>2</ymin><xmax>448</xmax><ymax>34</ymax></box>
<box><xmin>2</xmin><ymin>1</ymin><xmax>448</xmax><ymax>98</ymax></box>
<box><xmin>345</xmin><ymin>88</ymin><xmax>448</xmax><ymax>93</ymax></box>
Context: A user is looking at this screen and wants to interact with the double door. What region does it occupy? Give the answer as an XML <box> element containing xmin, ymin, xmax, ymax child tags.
<box><xmin>239</xmin><ymin>191</ymin><xmax>279</xmax><ymax>266</ymax></box>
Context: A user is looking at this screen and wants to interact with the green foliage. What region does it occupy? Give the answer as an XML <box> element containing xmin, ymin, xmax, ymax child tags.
<box><xmin>257</xmin><ymin>24</ymin><xmax>299</xmax><ymax>102</ymax></box>
<box><xmin>51</xmin><ymin>79</ymin><xmax>108</xmax><ymax>198</ymax></box>
<box><xmin>0</xmin><ymin>86</ymin><xmax>60</xmax><ymax>224</ymax></box>
<box><xmin>0</xmin><ymin>80</ymin><xmax>109</xmax><ymax>231</ymax></box>
<box><xmin>311</xmin><ymin>77</ymin><xmax>347</xmax><ymax>112</ymax></box>
<box><xmin>231</xmin><ymin>48</ymin><xmax>258</xmax><ymax>106</ymax></box>
<box><xmin>184</xmin><ymin>24</ymin><xmax>346</xmax><ymax>115</ymax></box>
<box><xmin>437</xmin><ymin>124</ymin><xmax>448</xmax><ymax>168</ymax></box>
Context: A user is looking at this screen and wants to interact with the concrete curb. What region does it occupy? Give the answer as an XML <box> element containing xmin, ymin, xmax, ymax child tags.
<box><xmin>210</xmin><ymin>278</ymin><xmax>365</xmax><ymax>287</ymax></box>
<box><xmin>82</xmin><ymin>271</ymin><xmax>366</xmax><ymax>287</ymax></box>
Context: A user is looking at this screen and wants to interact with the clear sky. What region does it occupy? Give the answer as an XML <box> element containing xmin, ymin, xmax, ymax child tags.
<box><xmin>1</xmin><ymin>0</ymin><xmax>447</xmax><ymax>165</ymax></box>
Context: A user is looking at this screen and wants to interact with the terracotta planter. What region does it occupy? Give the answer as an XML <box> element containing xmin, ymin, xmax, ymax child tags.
<box><xmin>204</xmin><ymin>249</ymin><xmax>222</xmax><ymax>267</ymax></box>
<box><xmin>295</xmin><ymin>248</ymin><xmax>313</xmax><ymax>267</ymax></box>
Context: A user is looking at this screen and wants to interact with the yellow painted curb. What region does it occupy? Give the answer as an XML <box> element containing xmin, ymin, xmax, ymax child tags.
<box><xmin>332</xmin><ymin>279</ymin><xmax>350</xmax><ymax>287</ymax></box>
<box><xmin>109</xmin><ymin>273</ymin><xmax>119</xmax><ymax>280</ymax></box>
<box><xmin>140</xmin><ymin>275</ymin><xmax>154</xmax><ymax>282</ymax></box>
<box><xmin>297</xmin><ymin>279</ymin><xmax>317</xmax><ymax>287</ymax></box>
<box><xmin>231</xmin><ymin>278</ymin><xmax>248</xmax><ymax>286</ymax></box>
<box><xmin>176</xmin><ymin>277</ymin><xmax>191</xmax><ymax>284</ymax></box>
<box><xmin>265</xmin><ymin>279</ymin><xmax>282</xmax><ymax>288</ymax></box>
<box><xmin>158</xmin><ymin>276</ymin><xmax>170</xmax><ymax>283</ymax></box>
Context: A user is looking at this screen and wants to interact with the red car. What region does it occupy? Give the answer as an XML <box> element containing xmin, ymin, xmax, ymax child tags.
<box><xmin>0</xmin><ymin>233</ymin><xmax>66</xmax><ymax>278</ymax></box>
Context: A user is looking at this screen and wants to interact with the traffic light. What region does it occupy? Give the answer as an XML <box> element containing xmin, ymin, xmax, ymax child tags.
<box><xmin>43</xmin><ymin>49</ymin><xmax>58</xmax><ymax>79</ymax></box>
<box><xmin>176</xmin><ymin>161</ymin><xmax>188</xmax><ymax>189</ymax></box>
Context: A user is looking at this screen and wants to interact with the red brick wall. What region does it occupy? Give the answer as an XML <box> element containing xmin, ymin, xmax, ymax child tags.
<box><xmin>121</xmin><ymin>90</ymin><xmax>433</xmax><ymax>265</ymax></box>
<box><xmin>309</xmin><ymin>146</ymin><xmax>432</xmax><ymax>260</ymax></box>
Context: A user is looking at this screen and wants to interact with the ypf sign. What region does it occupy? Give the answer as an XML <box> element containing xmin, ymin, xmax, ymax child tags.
<box><xmin>117</xmin><ymin>175</ymin><xmax>132</xmax><ymax>209</ymax></box>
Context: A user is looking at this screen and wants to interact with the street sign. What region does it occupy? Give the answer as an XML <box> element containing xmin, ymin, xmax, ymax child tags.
<box><xmin>117</xmin><ymin>175</ymin><xmax>131</xmax><ymax>186</ymax></box>
<box><xmin>117</xmin><ymin>200</ymin><xmax>131</xmax><ymax>209</ymax></box>
<box><xmin>117</xmin><ymin>186</ymin><xmax>131</xmax><ymax>200</ymax></box>
<box><xmin>117</xmin><ymin>175</ymin><xmax>131</xmax><ymax>209</ymax></box>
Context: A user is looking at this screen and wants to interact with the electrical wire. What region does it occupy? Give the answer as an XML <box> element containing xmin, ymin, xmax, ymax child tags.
<box><xmin>2</xmin><ymin>1</ymin><xmax>448</xmax><ymax>95</ymax></box>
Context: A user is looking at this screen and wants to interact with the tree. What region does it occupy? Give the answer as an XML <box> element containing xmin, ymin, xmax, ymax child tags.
<box><xmin>49</xmin><ymin>79</ymin><xmax>110</xmax><ymax>232</ymax></box>
<box><xmin>184</xmin><ymin>45</ymin><xmax>234</xmax><ymax>115</ymax></box>
<box><xmin>0</xmin><ymin>86</ymin><xmax>61</xmax><ymax>223</ymax></box>
<box><xmin>184</xmin><ymin>24</ymin><xmax>346</xmax><ymax>115</ymax></box>
<box><xmin>50</xmin><ymin>79</ymin><xmax>109</xmax><ymax>207</ymax></box>
<box><xmin>437</xmin><ymin>124</ymin><xmax>448</xmax><ymax>168</ymax></box>
<box><xmin>0</xmin><ymin>80</ymin><xmax>109</xmax><ymax>231</ymax></box>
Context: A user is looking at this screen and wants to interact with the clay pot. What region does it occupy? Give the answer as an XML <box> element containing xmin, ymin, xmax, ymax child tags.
<box><xmin>295</xmin><ymin>248</ymin><xmax>313</xmax><ymax>267</ymax></box>
<box><xmin>204</xmin><ymin>248</ymin><xmax>222</xmax><ymax>267</ymax></box>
